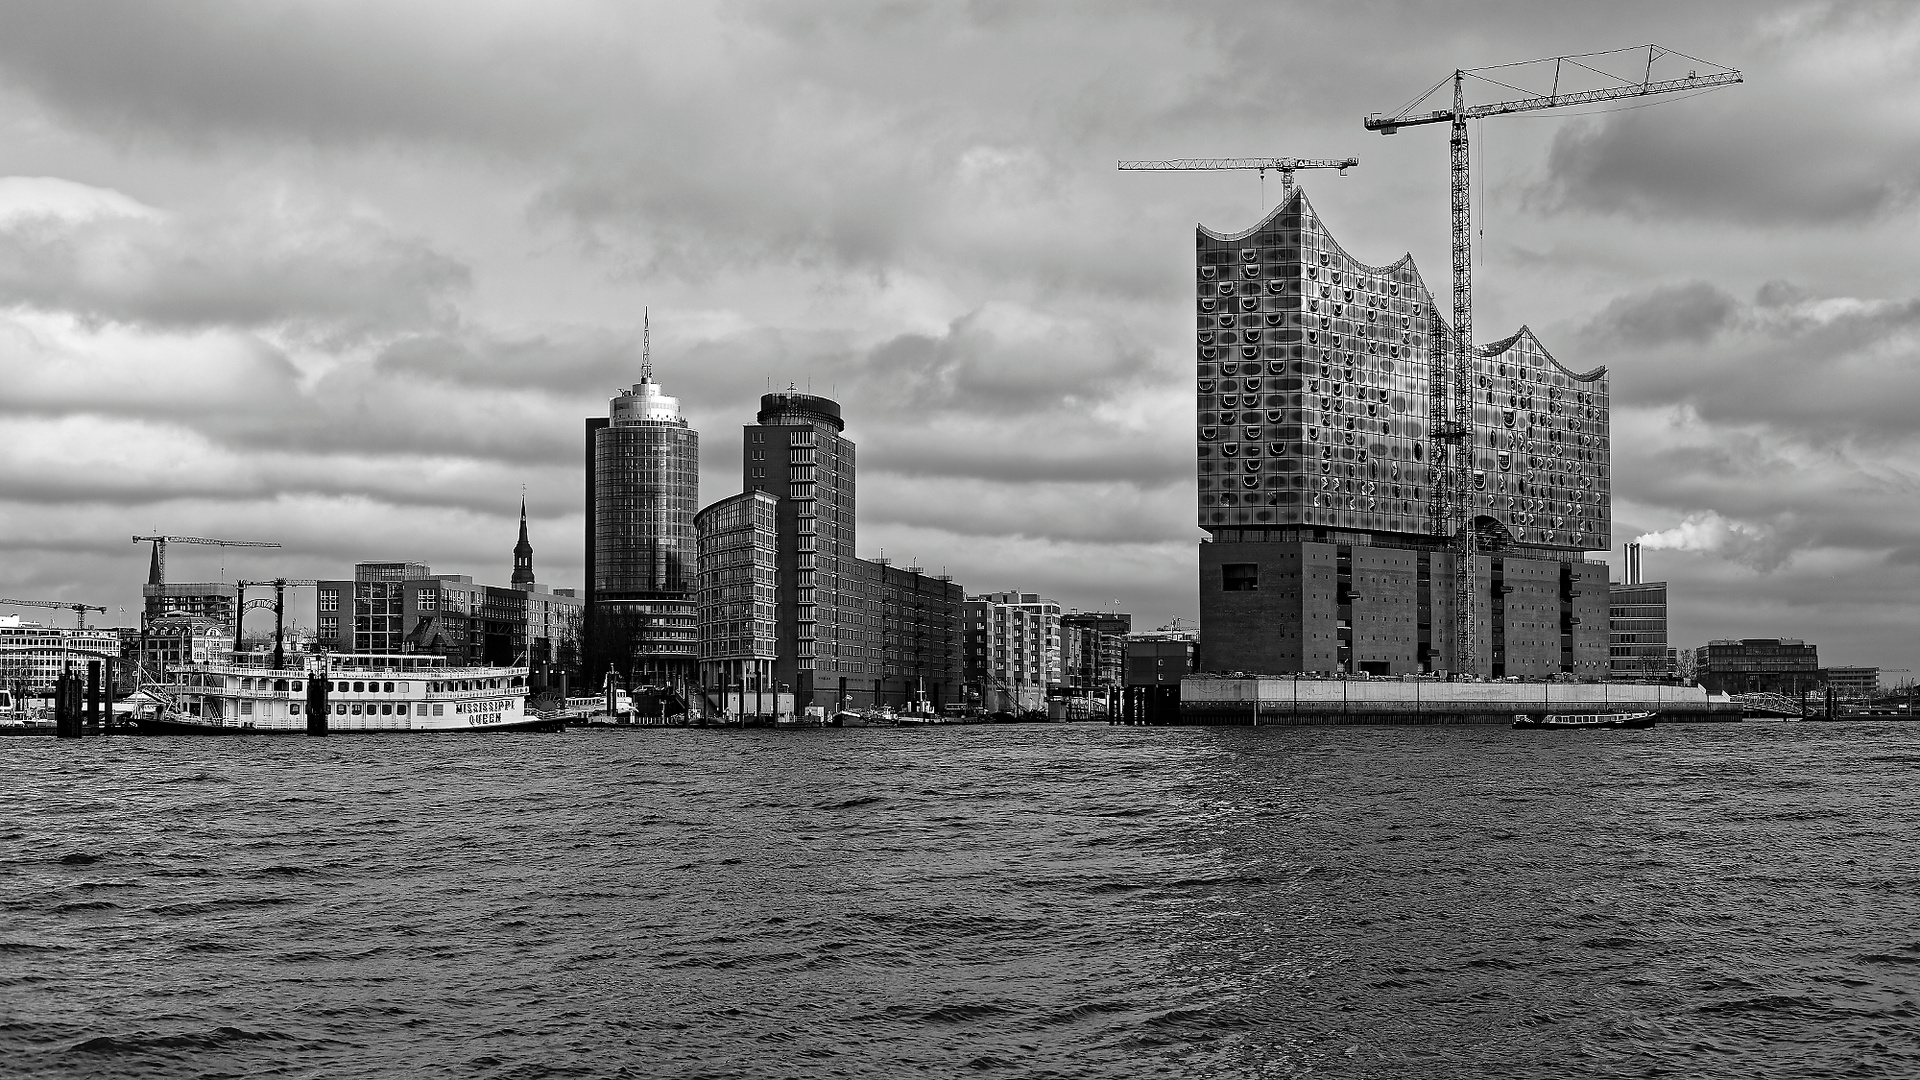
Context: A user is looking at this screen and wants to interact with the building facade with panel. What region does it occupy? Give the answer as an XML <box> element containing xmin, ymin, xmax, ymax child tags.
<box><xmin>963</xmin><ymin>591</ymin><xmax>1061</xmax><ymax>714</ymax></box>
<box><xmin>1061</xmin><ymin>611</ymin><xmax>1130</xmax><ymax>697</ymax></box>
<box><xmin>1695</xmin><ymin>638</ymin><xmax>1820</xmax><ymax>696</ymax></box>
<box><xmin>1195</xmin><ymin>189</ymin><xmax>1612</xmax><ymax>679</ymax></box>
<box><xmin>1824</xmin><ymin>666</ymin><xmax>1879</xmax><ymax>700</ymax></box>
<box><xmin>585</xmin><ymin>373</ymin><xmax>700</xmax><ymax>686</ymax></box>
<box><xmin>694</xmin><ymin>489</ymin><xmax>779</xmax><ymax>696</ymax></box>
<box><xmin>0</xmin><ymin>618</ymin><xmax>123</xmax><ymax>694</ymax></box>
<box><xmin>316</xmin><ymin>559</ymin><xmax>580</xmax><ymax>682</ymax></box>
<box><xmin>854</xmin><ymin>559</ymin><xmax>965</xmax><ymax>712</ymax></box>
<box><xmin>695</xmin><ymin>390</ymin><xmax>966</xmax><ymax>714</ymax></box>
<box><xmin>1608</xmin><ymin>581</ymin><xmax>1672</xmax><ymax>682</ymax></box>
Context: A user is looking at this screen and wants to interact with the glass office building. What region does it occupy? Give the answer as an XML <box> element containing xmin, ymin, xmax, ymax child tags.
<box><xmin>585</xmin><ymin>374</ymin><xmax>700</xmax><ymax>685</ymax></box>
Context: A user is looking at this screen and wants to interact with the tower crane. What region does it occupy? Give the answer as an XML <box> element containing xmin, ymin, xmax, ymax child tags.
<box><xmin>132</xmin><ymin>535</ymin><xmax>282</xmax><ymax>585</ymax></box>
<box><xmin>1119</xmin><ymin>156</ymin><xmax>1359</xmax><ymax>206</ymax></box>
<box><xmin>0</xmin><ymin>598</ymin><xmax>108</xmax><ymax>628</ymax></box>
<box><xmin>1362</xmin><ymin>44</ymin><xmax>1740</xmax><ymax>678</ymax></box>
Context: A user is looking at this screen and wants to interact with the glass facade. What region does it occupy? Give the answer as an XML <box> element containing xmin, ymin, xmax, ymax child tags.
<box><xmin>593</xmin><ymin>425</ymin><xmax>699</xmax><ymax>596</ymax></box>
<box><xmin>588</xmin><ymin>376</ymin><xmax>700</xmax><ymax>684</ymax></box>
<box><xmin>1194</xmin><ymin>188</ymin><xmax>1614</xmax><ymax>681</ymax></box>
<box><xmin>1608</xmin><ymin>581</ymin><xmax>1671</xmax><ymax>681</ymax></box>
<box><xmin>1195</xmin><ymin>190</ymin><xmax>1610</xmax><ymax>553</ymax></box>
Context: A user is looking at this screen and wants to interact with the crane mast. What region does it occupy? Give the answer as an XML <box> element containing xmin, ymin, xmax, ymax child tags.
<box><xmin>1364</xmin><ymin>45</ymin><xmax>1740</xmax><ymax>677</ymax></box>
<box><xmin>1446</xmin><ymin>72</ymin><xmax>1477</xmax><ymax>677</ymax></box>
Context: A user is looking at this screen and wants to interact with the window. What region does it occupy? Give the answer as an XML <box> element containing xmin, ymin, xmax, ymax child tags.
<box><xmin>319</xmin><ymin>616</ymin><xmax>338</xmax><ymax>638</ymax></box>
<box><xmin>353</xmin><ymin>681</ymin><xmax>365</xmax><ymax>693</ymax></box>
<box><xmin>418</xmin><ymin>589</ymin><xmax>438</xmax><ymax>611</ymax></box>
<box><xmin>290</xmin><ymin>703</ymin><xmax>301</xmax><ymax>715</ymax></box>
<box><xmin>318</xmin><ymin>589</ymin><xmax>339</xmax><ymax>612</ymax></box>
<box><xmin>383</xmin><ymin>682</ymin><xmax>394</xmax><ymax>693</ymax></box>
<box><xmin>433</xmin><ymin>704</ymin><xmax>444</xmax><ymax>716</ymax></box>
<box><xmin>1223</xmin><ymin>564</ymin><xmax>1259</xmax><ymax>591</ymax></box>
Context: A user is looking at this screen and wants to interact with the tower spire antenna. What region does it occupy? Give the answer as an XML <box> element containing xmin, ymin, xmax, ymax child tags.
<box><xmin>641</xmin><ymin>308</ymin><xmax>652</xmax><ymax>383</ymax></box>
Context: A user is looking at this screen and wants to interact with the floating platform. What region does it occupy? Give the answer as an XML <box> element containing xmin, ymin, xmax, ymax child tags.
<box><xmin>1180</xmin><ymin>677</ymin><xmax>1729</xmax><ymax>726</ymax></box>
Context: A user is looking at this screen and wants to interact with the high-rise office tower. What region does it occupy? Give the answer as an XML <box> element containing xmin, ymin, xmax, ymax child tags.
<box><xmin>744</xmin><ymin>388</ymin><xmax>856</xmax><ymax>698</ymax></box>
<box><xmin>695</xmin><ymin>387</ymin><xmax>965</xmax><ymax>713</ymax></box>
<box><xmin>584</xmin><ymin>318</ymin><xmax>699</xmax><ymax>686</ymax></box>
<box><xmin>1195</xmin><ymin>189</ymin><xmax>1612</xmax><ymax>679</ymax></box>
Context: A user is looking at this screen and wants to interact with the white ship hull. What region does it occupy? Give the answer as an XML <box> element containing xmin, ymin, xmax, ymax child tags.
<box><xmin>134</xmin><ymin>655</ymin><xmax>553</xmax><ymax>735</ymax></box>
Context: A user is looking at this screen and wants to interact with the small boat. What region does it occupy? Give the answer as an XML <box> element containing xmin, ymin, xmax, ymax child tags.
<box><xmin>1513</xmin><ymin>712</ymin><xmax>1656</xmax><ymax>730</ymax></box>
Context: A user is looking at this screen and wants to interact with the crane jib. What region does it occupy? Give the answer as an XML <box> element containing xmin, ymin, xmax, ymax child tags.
<box><xmin>1358</xmin><ymin>46</ymin><xmax>1740</xmax><ymax>679</ymax></box>
<box><xmin>1364</xmin><ymin>70</ymin><xmax>1742</xmax><ymax>132</ymax></box>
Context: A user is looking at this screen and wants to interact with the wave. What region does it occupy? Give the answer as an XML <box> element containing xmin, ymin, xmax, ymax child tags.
<box><xmin>69</xmin><ymin>1026</ymin><xmax>292</xmax><ymax>1055</ymax></box>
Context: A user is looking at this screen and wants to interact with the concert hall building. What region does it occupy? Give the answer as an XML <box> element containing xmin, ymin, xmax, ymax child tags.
<box><xmin>1195</xmin><ymin>189</ymin><xmax>1612</xmax><ymax>680</ymax></box>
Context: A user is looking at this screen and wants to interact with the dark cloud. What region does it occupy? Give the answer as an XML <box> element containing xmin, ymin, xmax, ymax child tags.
<box><xmin>1530</xmin><ymin>7</ymin><xmax>1920</xmax><ymax>226</ymax></box>
<box><xmin>1537</xmin><ymin>106</ymin><xmax>1920</xmax><ymax>225</ymax></box>
<box><xmin>1589</xmin><ymin>283</ymin><xmax>1920</xmax><ymax>448</ymax></box>
<box><xmin>0</xmin><ymin>0</ymin><xmax>1919</xmax><ymax>660</ymax></box>
<box><xmin>0</xmin><ymin>0</ymin><xmax>576</xmax><ymax>149</ymax></box>
<box><xmin>1579</xmin><ymin>281</ymin><xmax>1739</xmax><ymax>347</ymax></box>
<box><xmin>0</xmin><ymin>185</ymin><xmax>468</xmax><ymax>339</ymax></box>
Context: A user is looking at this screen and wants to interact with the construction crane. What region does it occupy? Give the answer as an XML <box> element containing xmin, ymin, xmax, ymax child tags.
<box><xmin>0</xmin><ymin>598</ymin><xmax>108</xmax><ymax>628</ymax></box>
<box><xmin>1119</xmin><ymin>156</ymin><xmax>1359</xmax><ymax>207</ymax></box>
<box><xmin>233</xmin><ymin>578</ymin><xmax>319</xmax><ymax>670</ymax></box>
<box><xmin>1362</xmin><ymin>44</ymin><xmax>1741</xmax><ymax>678</ymax></box>
<box><xmin>132</xmin><ymin>535</ymin><xmax>282</xmax><ymax>585</ymax></box>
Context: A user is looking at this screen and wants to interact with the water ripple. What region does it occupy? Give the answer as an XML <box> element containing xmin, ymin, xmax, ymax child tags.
<box><xmin>3</xmin><ymin>724</ymin><xmax>1919</xmax><ymax>1077</ymax></box>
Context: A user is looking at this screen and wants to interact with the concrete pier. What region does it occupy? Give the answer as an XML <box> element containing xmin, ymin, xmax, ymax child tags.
<box><xmin>1180</xmin><ymin>676</ymin><xmax>1726</xmax><ymax>725</ymax></box>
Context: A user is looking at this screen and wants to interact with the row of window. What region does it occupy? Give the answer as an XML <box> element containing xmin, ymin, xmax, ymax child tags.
<box><xmin>284</xmin><ymin>702</ymin><xmax>450</xmax><ymax>717</ymax></box>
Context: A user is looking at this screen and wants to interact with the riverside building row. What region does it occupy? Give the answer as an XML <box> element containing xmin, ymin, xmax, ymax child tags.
<box><xmin>584</xmin><ymin>367</ymin><xmax>1130</xmax><ymax>714</ymax></box>
<box><xmin>314</xmin><ymin>509</ymin><xmax>583</xmax><ymax>686</ymax></box>
<box><xmin>1195</xmin><ymin>188</ymin><xmax>1612</xmax><ymax>680</ymax></box>
<box><xmin>585</xmin><ymin>368</ymin><xmax>981</xmax><ymax>713</ymax></box>
<box><xmin>692</xmin><ymin>390</ymin><xmax>965</xmax><ymax>713</ymax></box>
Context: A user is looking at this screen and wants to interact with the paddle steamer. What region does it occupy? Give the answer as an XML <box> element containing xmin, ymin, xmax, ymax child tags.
<box><xmin>134</xmin><ymin>652</ymin><xmax>556</xmax><ymax>734</ymax></box>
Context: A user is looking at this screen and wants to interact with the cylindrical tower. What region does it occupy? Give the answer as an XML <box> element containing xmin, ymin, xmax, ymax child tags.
<box><xmin>588</xmin><ymin>374</ymin><xmax>700</xmax><ymax>687</ymax></box>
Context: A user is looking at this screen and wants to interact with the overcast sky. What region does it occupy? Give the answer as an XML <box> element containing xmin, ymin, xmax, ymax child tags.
<box><xmin>1</xmin><ymin>1</ymin><xmax>1916</xmax><ymax>671</ymax></box>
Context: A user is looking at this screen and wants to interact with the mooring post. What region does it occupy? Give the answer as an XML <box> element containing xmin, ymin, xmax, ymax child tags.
<box><xmin>305</xmin><ymin>663</ymin><xmax>329</xmax><ymax>736</ymax></box>
<box><xmin>84</xmin><ymin>660</ymin><xmax>102</xmax><ymax>736</ymax></box>
<box><xmin>55</xmin><ymin>667</ymin><xmax>78</xmax><ymax>739</ymax></box>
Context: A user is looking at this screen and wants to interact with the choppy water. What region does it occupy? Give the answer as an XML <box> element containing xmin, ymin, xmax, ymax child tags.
<box><xmin>4</xmin><ymin>723</ymin><xmax>1920</xmax><ymax>1078</ymax></box>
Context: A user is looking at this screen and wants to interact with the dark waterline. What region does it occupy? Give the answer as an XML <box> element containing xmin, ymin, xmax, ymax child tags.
<box><xmin>4</xmin><ymin>724</ymin><xmax>1918</xmax><ymax>1078</ymax></box>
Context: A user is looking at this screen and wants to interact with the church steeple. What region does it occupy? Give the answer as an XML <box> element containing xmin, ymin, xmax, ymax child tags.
<box><xmin>512</xmin><ymin>498</ymin><xmax>536</xmax><ymax>587</ymax></box>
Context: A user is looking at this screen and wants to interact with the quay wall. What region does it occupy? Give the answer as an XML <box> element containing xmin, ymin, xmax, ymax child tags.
<box><xmin>1179</xmin><ymin>677</ymin><xmax>1725</xmax><ymax>726</ymax></box>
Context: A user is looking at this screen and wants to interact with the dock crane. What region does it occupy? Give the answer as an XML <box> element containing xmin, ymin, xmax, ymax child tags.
<box><xmin>1363</xmin><ymin>44</ymin><xmax>1741</xmax><ymax>677</ymax></box>
<box><xmin>132</xmin><ymin>535</ymin><xmax>282</xmax><ymax>585</ymax></box>
<box><xmin>1118</xmin><ymin>156</ymin><xmax>1359</xmax><ymax>207</ymax></box>
<box><xmin>233</xmin><ymin>578</ymin><xmax>319</xmax><ymax>670</ymax></box>
<box><xmin>0</xmin><ymin>597</ymin><xmax>108</xmax><ymax>628</ymax></box>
